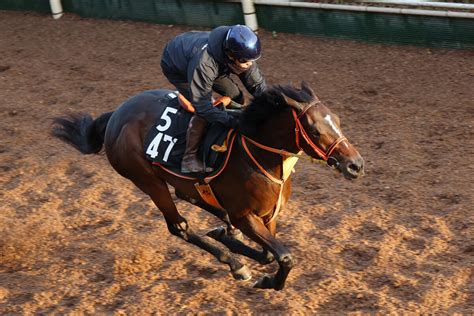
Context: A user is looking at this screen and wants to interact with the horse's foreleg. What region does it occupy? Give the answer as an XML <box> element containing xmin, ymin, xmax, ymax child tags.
<box><xmin>261</xmin><ymin>219</ymin><xmax>277</xmax><ymax>264</ymax></box>
<box><xmin>207</xmin><ymin>226</ymin><xmax>275</xmax><ymax>264</ymax></box>
<box><xmin>175</xmin><ymin>190</ymin><xmax>274</xmax><ymax>264</ymax></box>
<box><xmin>139</xmin><ymin>180</ymin><xmax>251</xmax><ymax>281</ymax></box>
<box><xmin>232</xmin><ymin>212</ymin><xmax>295</xmax><ymax>290</ymax></box>
<box><xmin>175</xmin><ymin>190</ymin><xmax>240</xmax><ymax>237</ymax></box>
<box><xmin>210</xmin><ymin>215</ymin><xmax>276</xmax><ymax>265</ymax></box>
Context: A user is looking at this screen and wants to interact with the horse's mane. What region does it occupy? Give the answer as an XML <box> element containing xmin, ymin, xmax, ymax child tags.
<box><xmin>239</xmin><ymin>84</ymin><xmax>313</xmax><ymax>136</ymax></box>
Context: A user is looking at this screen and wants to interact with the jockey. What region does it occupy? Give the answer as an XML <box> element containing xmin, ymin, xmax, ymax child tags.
<box><xmin>160</xmin><ymin>24</ymin><xmax>267</xmax><ymax>173</ymax></box>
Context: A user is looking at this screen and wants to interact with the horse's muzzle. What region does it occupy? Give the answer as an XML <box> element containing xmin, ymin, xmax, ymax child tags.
<box><xmin>343</xmin><ymin>156</ymin><xmax>364</xmax><ymax>179</ymax></box>
<box><xmin>329</xmin><ymin>155</ymin><xmax>364</xmax><ymax>180</ymax></box>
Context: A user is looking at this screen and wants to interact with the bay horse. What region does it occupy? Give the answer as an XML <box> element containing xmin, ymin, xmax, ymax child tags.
<box><xmin>52</xmin><ymin>82</ymin><xmax>364</xmax><ymax>290</ymax></box>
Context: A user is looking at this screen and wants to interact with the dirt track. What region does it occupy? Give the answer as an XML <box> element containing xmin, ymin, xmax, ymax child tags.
<box><xmin>1</xmin><ymin>11</ymin><xmax>473</xmax><ymax>314</ymax></box>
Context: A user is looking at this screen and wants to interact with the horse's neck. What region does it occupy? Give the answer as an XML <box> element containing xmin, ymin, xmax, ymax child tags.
<box><xmin>253</xmin><ymin>116</ymin><xmax>297</xmax><ymax>152</ymax></box>
<box><xmin>241</xmin><ymin>119</ymin><xmax>297</xmax><ymax>178</ymax></box>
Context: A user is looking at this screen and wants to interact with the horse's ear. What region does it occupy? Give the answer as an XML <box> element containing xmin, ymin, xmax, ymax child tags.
<box><xmin>301</xmin><ymin>81</ymin><xmax>315</xmax><ymax>97</ymax></box>
<box><xmin>281</xmin><ymin>93</ymin><xmax>303</xmax><ymax>112</ymax></box>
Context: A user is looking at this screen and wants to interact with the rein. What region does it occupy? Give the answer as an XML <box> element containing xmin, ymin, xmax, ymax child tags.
<box><xmin>240</xmin><ymin>101</ymin><xmax>347</xmax><ymax>223</ymax></box>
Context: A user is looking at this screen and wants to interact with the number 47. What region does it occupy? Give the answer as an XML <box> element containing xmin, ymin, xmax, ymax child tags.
<box><xmin>146</xmin><ymin>107</ymin><xmax>178</xmax><ymax>161</ymax></box>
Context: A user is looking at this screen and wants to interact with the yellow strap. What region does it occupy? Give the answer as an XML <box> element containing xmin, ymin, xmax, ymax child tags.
<box><xmin>266</xmin><ymin>156</ymin><xmax>298</xmax><ymax>224</ymax></box>
<box><xmin>266</xmin><ymin>182</ymin><xmax>285</xmax><ymax>224</ymax></box>
<box><xmin>282</xmin><ymin>154</ymin><xmax>300</xmax><ymax>181</ymax></box>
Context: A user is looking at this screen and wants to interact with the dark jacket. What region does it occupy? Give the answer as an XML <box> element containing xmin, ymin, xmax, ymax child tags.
<box><xmin>161</xmin><ymin>26</ymin><xmax>267</xmax><ymax>126</ymax></box>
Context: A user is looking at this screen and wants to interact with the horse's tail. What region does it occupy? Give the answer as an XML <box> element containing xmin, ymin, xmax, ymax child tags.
<box><xmin>52</xmin><ymin>111</ymin><xmax>114</xmax><ymax>154</ymax></box>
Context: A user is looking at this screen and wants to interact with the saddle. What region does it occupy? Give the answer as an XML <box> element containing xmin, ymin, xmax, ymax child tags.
<box><xmin>144</xmin><ymin>92</ymin><xmax>239</xmax><ymax>179</ymax></box>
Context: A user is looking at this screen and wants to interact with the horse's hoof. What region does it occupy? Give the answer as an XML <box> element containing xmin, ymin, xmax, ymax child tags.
<box><xmin>232</xmin><ymin>265</ymin><xmax>252</xmax><ymax>281</ymax></box>
<box><xmin>206</xmin><ymin>226</ymin><xmax>226</xmax><ymax>240</ymax></box>
<box><xmin>228</xmin><ymin>229</ymin><xmax>244</xmax><ymax>241</ymax></box>
<box><xmin>252</xmin><ymin>275</ymin><xmax>274</xmax><ymax>289</ymax></box>
<box><xmin>258</xmin><ymin>252</ymin><xmax>275</xmax><ymax>265</ymax></box>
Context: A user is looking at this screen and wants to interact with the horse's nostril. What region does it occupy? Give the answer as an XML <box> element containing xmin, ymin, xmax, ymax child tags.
<box><xmin>327</xmin><ymin>157</ymin><xmax>339</xmax><ymax>168</ymax></box>
<box><xmin>348</xmin><ymin>163</ymin><xmax>360</xmax><ymax>174</ymax></box>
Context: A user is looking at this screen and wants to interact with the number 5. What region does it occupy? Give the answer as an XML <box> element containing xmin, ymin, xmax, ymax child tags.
<box><xmin>156</xmin><ymin>107</ymin><xmax>178</xmax><ymax>132</ymax></box>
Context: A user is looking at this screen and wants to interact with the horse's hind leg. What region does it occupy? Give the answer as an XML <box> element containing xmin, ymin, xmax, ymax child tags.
<box><xmin>175</xmin><ymin>190</ymin><xmax>274</xmax><ymax>264</ymax></box>
<box><xmin>134</xmin><ymin>179</ymin><xmax>251</xmax><ymax>281</ymax></box>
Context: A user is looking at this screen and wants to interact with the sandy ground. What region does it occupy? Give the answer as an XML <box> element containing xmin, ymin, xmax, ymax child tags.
<box><xmin>0</xmin><ymin>11</ymin><xmax>473</xmax><ymax>314</ymax></box>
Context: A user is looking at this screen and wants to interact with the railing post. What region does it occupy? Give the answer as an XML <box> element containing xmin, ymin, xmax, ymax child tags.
<box><xmin>241</xmin><ymin>0</ymin><xmax>259</xmax><ymax>31</ymax></box>
<box><xmin>49</xmin><ymin>0</ymin><xmax>64</xmax><ymax>19</ymax></box>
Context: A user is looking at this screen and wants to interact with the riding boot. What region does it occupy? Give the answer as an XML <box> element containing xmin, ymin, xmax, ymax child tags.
<box><xmin>181</xmin><ymin>116</ymin><xmax>213</xmax><ymax>173</ymax></box>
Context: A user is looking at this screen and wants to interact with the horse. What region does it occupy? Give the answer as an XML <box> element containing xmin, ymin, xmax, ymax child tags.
<box><xmin>52</xmin><ymin>81</ymin><xmax>364</xmax><ymax>290</ymax></box>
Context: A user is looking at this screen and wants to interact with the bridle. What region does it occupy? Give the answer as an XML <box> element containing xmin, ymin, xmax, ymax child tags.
<box><xmin>293</xmin><ymin>102</ymin><xmax>347</xmax><ymax>161</ymax></box>
<box><xmin>242</xmin><ymin>100</ymin><xmax>347</xmax><ymax>164</ymax></box>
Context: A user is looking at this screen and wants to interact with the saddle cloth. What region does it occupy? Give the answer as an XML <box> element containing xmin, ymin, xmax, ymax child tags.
<box><xmin>144</xmin><ymin>92</ymin><xmax>230</xmax><ymax>174</ymax></box>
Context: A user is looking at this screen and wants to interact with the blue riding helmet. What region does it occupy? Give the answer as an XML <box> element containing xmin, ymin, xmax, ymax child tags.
<box><xmin>223</xmin><ymin>25</ymin><xmax>261</xmax><ymax>61</ymax></box>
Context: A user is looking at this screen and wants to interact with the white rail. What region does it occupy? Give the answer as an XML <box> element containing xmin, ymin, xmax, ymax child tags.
<box><xmin>254</xmin><ymin>0</ymin><xmax>474</xmax><ymax>18</ymax></box>
<box><xmin>356</xmin><ymin>1</ymin><xmax>474</xmax><ymax>10</ymax></box>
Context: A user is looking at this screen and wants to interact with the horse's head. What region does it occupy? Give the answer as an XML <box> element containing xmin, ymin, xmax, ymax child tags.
<box><xmin>281</xmin><ymin>82</ymin><xmax>364</xmax><ymax>180</ymax></box>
